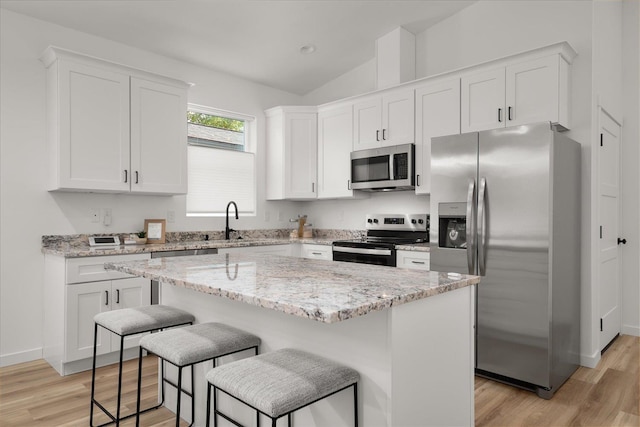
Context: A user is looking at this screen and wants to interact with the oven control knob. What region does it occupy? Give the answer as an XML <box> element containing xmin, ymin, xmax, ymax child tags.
<box><xmin>367</xmin><ymin>218</ymin><xmax>373</xmax><ymax>223</ymax></box>
<box><xmin>418</xmin><ymin>219</ymin><xmax>424</xmax><ymax>224</ymax></box>
<box><xmin>411</xmin><ymin>219</ymin><xmax>417</xmax><ymax>224</ymax></box>
<box><xmin>373</xmin><ymin>219</ymin><xmax>379</xmax><ymax>224</ymax></box>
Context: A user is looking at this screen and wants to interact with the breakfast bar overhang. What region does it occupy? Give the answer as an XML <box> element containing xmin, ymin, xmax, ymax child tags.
<box><xmin>106</xmin><ymin>253</ymin><xmax>480</xmax><ymax>427</ymax></box>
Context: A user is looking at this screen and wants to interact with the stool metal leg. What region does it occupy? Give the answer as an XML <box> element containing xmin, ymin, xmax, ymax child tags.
<box><xmin>135</xmin><ymin>346</ymin><xmax>144</xmax><ymax>427</ymax></box>
<box><xmin>190</xmin><ymin>364</ymin><xmax>195</xmax><ymax>427</ymax></box>
<box><xmin>176</xmin><ymin>366</ymin><xmax>183</xmax><ymax>427</ymax></box>
<box><xmin>89</xmin><ymin>322</ymin><xmax>99</xmax><ymax>426</ymax></box>
<box><xmin>115</xmin><ymin>335</ymin><xmax>125</xmax><ymax>426</ymax></box>
<box><xmin>206</xmin><ymin>382</ymin><xmax>212</xmax><ymax>427</ymax></box>
<box><xmin>354</xmin><ymin>383</ymin><xmax>358</xmax><ymax>427</ymax></box>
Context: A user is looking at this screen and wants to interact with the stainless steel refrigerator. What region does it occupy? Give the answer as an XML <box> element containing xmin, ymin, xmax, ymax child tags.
<box><xmin>430</xmin><ymin>122</ymin><xmax>581</xmax><ymax>399</ymax></box>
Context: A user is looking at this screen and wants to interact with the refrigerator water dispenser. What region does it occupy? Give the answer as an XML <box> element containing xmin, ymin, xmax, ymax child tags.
<box><xmin>438</xmin><ymin>202</ymin><xmax>467</xmax><ymax>249</ymax></box>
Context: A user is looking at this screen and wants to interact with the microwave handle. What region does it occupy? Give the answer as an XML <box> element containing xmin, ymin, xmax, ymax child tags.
<box><xmin>390</xmin><ymin>154</ymin><xmax>395</xmax><ymax>180</ymax></box>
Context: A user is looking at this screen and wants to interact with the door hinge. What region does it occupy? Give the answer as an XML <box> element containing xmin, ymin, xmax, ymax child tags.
<box><xmin>600</xmin><ymin>226</ymin><xmax>603</xmax><ymax>239</ymax></box>
<box><xmin>600</xmin><ymin>318</ymin><xmax>603</xmax><ymax>332</ymax></box>
<box><xmin>600</xmin><ymin>133</ymin><xmax>603</xmax><ymax>147</ymax></box>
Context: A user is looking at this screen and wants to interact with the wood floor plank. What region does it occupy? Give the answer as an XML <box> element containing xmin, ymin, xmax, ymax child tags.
<box><xmin>1</xmin><ymin>335</ymin><xmax>638</xmax><ymax>426</ymax></box>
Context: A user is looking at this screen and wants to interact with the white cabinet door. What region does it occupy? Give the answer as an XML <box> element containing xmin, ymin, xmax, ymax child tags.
<box><xmin>461</xmin><ymin>68</ymin><xmax>506</xmax><ymax>132</ymax></box>
<box><xmin>318</xmin><ymin>105</ymin><xmax>355</xmax><ymax>199</ymax></box>
<box><xmin>130</xmin><ymin>77</ymin><xmax>188</xmax><ymax>195</ymax></box>
<box><xmin>66</xmin><ymin>281</ymin><xmax>112</xmax><ymax>362</ymax></box>
<box><xmin>265</xmin><ymin>107</ymin><xmax>317</xmax><ymax>200</ymax></box>
<box><xmin>56</xmin><ymin>60</ymin><xmax>131</xmax><ymax>192</ymax></box>
<box><xmin>285</xmin><ymin>112</ymin><xmax>317</xmax><ymax>199</ymax></box>
<box><xmin>353</xmin><ymin>98</ymin><xmax>381</xmax><ymax>151</ymax></box>
<box><xmin>415</xmin><ymin>79</ymin><xmax>461</xmax><ymax>195</ymax></box>
<box><xmin>111</xmin><ymin>277</ymin><xmax>151</xmax><ymax>350</ymax></box>
<box><xmin>506</xmin><ymin>55</ymin><xmax>561</xmax><ymax>127</ymax></box>
<box><xmin>381</xmin><ymin>88</ymin><xmax>415</xmax><ymax>147</ymax></box>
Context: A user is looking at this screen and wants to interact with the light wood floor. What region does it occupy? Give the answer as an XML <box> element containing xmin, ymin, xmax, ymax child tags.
<box><xmin>0</xmin><ymin>335</ymin><xmax>638</xmax><ymax>426</ymax></box>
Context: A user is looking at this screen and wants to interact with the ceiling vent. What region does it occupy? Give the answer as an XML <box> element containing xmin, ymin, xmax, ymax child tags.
<box><xmin>375</xmin><ymin>27</ymin><xmax>416</xmax><ymax>90</ymax></box>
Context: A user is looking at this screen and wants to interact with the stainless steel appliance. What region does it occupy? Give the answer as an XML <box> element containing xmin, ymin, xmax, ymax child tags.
<box><xmin>350</xmin><ymin>144</ymin><xmax>415</xmax><ymax>191</ymax></box>
<box><xmin>333</xmin><ymin>213</ymin><xmax>428</xmax><ymax>266</ymax></box>
<box><xmin>150</xmin><ymin>248</ymin><xmax>218</xmax><ymax>304</ymax></box>
<box><xmin>430</xmin><ymin>122</ymin><xmax>581</xmax><ymax>399</ymax></box>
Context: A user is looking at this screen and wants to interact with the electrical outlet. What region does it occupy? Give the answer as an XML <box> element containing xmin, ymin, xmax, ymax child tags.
<box><xmin>90</xmin><ymin>208</ymin><xmax>99</xmax><ymax>223</ymax></box>
<box><xmin>167</xmin><ymin>210</ymin><xmax>176</xmax><ymax>223</ymax></box>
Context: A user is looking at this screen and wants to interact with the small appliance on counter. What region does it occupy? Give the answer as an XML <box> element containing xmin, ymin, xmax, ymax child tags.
<box><xmin>332</xmin><ymin>213</ymin><xmax>428</xmax><ymax>266</ymax></box>
<box><xmin>88</xmin><ymin>236</ymin><xmax>120</xmax><ymax>247</ymax></box>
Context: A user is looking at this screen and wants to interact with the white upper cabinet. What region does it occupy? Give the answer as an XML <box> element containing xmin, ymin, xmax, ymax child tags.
<box><xmin>41</xmin><ymin>47</ymin><xmax>188</xmax><ymax>194</ymax></box>
<box><xmin>317</xmin><ymin>104</ymin><xmax>355</xmax><ymax>199</ymax></box>
<box><xmin>130</xmin><ymin>77</ymin><xmax>187</xmax><ymax>194</ymax></box>
<box><xmin>462</xmin><ymin>52</ymin><xmax>573</xmax><ymax>132</ymax></box>
<box><xmin>353</xmin><ymin>88</ymin><xmax>414</xmax><ymax>150</ymax></box>
<box><xmin>265</xmin><ymin>106</ymin><xmax>317</xmax><ymax>200</ymax></box>
<box><xmin>414</xmin><ymin>78</ymin><xmax>461</xmax><ymax>195</ymax></box>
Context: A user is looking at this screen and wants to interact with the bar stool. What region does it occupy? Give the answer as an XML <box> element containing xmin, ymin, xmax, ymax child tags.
<box><xmin>205</xmin><ymin>348</ymin><xmax>359</xmax><ymax>427</ymax></box>
<box><xmin>90</xmin><ymin>305</ymin><xmax>196</xmax><ymax>427</ymax></box>
<box><xmin>136</xmin><ymin>322</ymin><xmax>261</xmax><ymax>427</ymax></box>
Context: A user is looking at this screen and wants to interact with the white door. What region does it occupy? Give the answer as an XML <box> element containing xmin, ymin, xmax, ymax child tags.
<box><xmin>130</xmin><ymin>77</ymin><xmax>188</xmax><ymax>194</ymax></box>
<box><xmin>461</xmin><ymin>67</ymin><xmax>505</xmax><ymax>132</ymax></box>
<box><xmin>318</xmin><ymin>105</ymin><xmax>354</xmax><ymax>199</ymax></box>
<box><xmin>58</xmin><ymin>60</ymin><xmax>130</xmax><ymax>192</ymax></box>
<box><xmin>66</xmin><ymin>281</ymin><xmax>112</xmax><ymax>362</ymax></box>
<box><xmin>353</xmin><ymin>98</ymin><xmax>381</xmax><ymax>150</ymax></box>
<box><xmin>381</xmin><ymin>89</ymin><xmax>415</xmax><ymax>147</ymax></box>
<box><xmin>506</xmin><ymin>56</ymin><xmax>559</xmax><ymax>126</ymax></box>
<box><xmin>598</xmin><ymin>110</ymin><xmax>622</xmax><ymax>350</ymax></box>
<box><xmin>414</xmin><ymin>79</ymin><xmax>461</xmax><ymax>195</ymax></box>
<box><xmin>112</xmin><ymin>277</ymin><xmax>151</xmax><ymax>350</ymax></box>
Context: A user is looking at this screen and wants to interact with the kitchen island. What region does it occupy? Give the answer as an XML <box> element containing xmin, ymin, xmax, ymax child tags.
<box><xmin>106</xmin><ymin>253</ymin><xmax>479</xmax><ymax>427</ymax></box>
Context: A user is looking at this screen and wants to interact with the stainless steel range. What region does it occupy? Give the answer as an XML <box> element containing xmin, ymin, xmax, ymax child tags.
<box><xmin>332</xmin><ymin>214</ymin><xmax>429</xmax><ymax>267</ymax></box>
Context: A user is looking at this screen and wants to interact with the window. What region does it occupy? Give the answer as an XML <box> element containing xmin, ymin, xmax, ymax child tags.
<box><xmin>186</xmin><ymin>104</ymin><xmax>256</xmax><ymax>216</ymax></box>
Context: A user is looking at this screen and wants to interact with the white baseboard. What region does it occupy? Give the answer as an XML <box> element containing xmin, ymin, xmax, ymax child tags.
<box><xmin>0</xmin><ymin>347</ymin><xmax>43</xmax><ymax>368</ymax></box>
<box><xmin>622</xmin><ymin>324</ymin><xmax>640</xmax><ymax>337</ymax></box>
<box><xmin>580</xmin><ymin>349</ymin><xmax>601</xmax><ymax>369</ymax></box>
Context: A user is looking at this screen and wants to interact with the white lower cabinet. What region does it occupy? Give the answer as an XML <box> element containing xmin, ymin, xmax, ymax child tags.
<box><xmin>300</xmin><ymin>244</ymin><xmax>333</xmax><ymax>261</ymax></box>
<box><xmin>43</xmin><ymin>253</ymin><xmax>151</xmax><ymax>375</ymax></box>
<box><xmin>396</xmin><ymin>250</ymin><xmax>430</xmax><ymax>270</ymax></box>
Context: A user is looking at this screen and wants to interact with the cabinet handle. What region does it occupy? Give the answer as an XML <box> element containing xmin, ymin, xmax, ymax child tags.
<box><xmin>508</xmin><ymin>106</ymin><xmax>513</xmax><ymax>121</ymax></box>
<box><xmin>312</xmin><ymin>182</ymin><xmax>315</xmax><ymax>193</ymax></box>
<box><xmin>116</xmin><ymin>289</ymin><xmax>120</xmax><ymax>304</ymax></box>
<box><xmin>135</xmin><ymin>171</ymin><xmax>139</xmax><ymax>184</ymax></box>
<box><xmin>105</xmin><ymin>290</ymin><xmax>109</xmax><ymax>306</ymax></box>
<box><xmin>416</xmin><ymin>174</ymin><xmax>420</xmax><ymax>186</ymax></box>
<box><xmin>347</xmin><ymin>179</ymin><xmax>351</xmax><ymax>190</ymax></box>
<box><xmin>312</xmin><ymin>252</ymin><xmax>322</xmax><ymax>255</ymax></box>
<box><xmin>382</xmin><ymin>129</ymin><xmax>387</xmax><ymax>140</ymax></box>
<box><xmin>411</xmin><ymin>261</ymin><xmax>426</xmax><ymax>265</ymax></box>
<box><xmin>124</xmin><ymin>170</ymin><xmax>128</xmax><ymax>183</ymax></box>
<box><xmin>376</xmin><ymin>130</ymin><xmax>380</xmax><ymax>141</ymax></box>
<box><xmin>498</xmin><ymin>108</ymin><xmax>502</xmax><ymax>123</ymax></box>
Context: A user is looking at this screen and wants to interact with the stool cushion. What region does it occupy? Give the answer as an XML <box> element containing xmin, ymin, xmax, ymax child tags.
<box><xmin>206</xmin><ymin>348</ymin><xmax>359</xmax><ymax>418</ymax></box>
<box><xmin>94</xmin><ymin>305</ymin><xmax>195</xmax><ymax>336</ymax></box>
<box><xmin>140</xmin><ymin>322</ymin><xmax>260</xmax><ymax>367</ymax></box>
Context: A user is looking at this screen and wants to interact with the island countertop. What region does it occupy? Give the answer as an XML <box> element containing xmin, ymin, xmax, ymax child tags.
<box><xmin>105</xmin><ymin>253</ymin><xmax>478</xmax><ymax>324</ymax></box>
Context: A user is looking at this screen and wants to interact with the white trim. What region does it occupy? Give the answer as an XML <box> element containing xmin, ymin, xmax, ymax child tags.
<box><xmin>0</xmin><ymin>347</ymin><xmax>43</xmax><ymax>367</ymax></box>
<box><xmin>580</xmin><ymin>349</ymin><xmax>601</xmax><ymax>369</ymax></box>
<box><xmin>622</xmin><ymin>325</ymin><xmax>640</xmax><ymax>337</ymax></box>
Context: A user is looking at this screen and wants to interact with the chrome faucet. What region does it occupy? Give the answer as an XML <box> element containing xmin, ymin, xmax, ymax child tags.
<box><xmin>225</xmin><ymin>201</ymin><xmax>238</xmax><ymax>240</ymax></box>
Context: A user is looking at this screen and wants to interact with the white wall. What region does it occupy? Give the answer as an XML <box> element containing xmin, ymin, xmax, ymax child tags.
<box><xmin>621</xmin><ymin>0</ymin><xmax>640</xmax><ymax>337</ymax></box>
<box><xmin>0</xmin><ymin>9</ymin><xmax>306</xmax><ymax>365</ymax></box>
<box><xmin>303</xmin><ymin>58</ymin><xmax>377</xmax><ymax>106</ymax></box>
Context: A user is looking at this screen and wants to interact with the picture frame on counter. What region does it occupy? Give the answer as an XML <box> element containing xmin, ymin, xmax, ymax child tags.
<box><xmin>144</xmin><ymin>219</ymin><xmax>166</xmax><ymax>244</ymax></box>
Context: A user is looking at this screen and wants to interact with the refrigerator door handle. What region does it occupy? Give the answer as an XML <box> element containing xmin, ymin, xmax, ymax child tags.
<box><xmin>466</xmin><ymin>179</ymin><xmax>476</xmax><ymax>274</ymax></box>
<box><xmin>478</xmin><ymin>177</ymin><xmax>487</xmax><ymax>276</ymax></box>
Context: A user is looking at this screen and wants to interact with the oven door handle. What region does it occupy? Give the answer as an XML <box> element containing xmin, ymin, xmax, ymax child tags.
<box><xmin>332</xmin><ymin>246</ymin><xmax>393</xmax><ymax>256</ymax></box>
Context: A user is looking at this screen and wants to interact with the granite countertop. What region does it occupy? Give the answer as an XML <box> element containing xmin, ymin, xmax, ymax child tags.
<box><xmin>41</xmin><ymin>237</ymin><xmax>335</xmax><ymax>257</ymax></box>
<box><xmin>395</xmin><ymin>243</ymin><xmax>430</xmax><ymax>252</ymax></box>
<box><xmin>105</xmin><ymin>253</ymin><xmax>477</xmax><ymax>324</ymax></box>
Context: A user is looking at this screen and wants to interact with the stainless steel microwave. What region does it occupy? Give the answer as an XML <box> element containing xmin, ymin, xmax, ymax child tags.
<box><xmin>350</xmin><ymin>144</ymin><xmax>415</xmax><ymax>191</ymax></box>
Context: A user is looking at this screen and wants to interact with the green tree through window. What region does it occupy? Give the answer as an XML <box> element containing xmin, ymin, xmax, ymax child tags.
<box><xmin>187</xmin><ymin>112</ymin><xmax>244</xmax><ymax>132</ymax></box>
